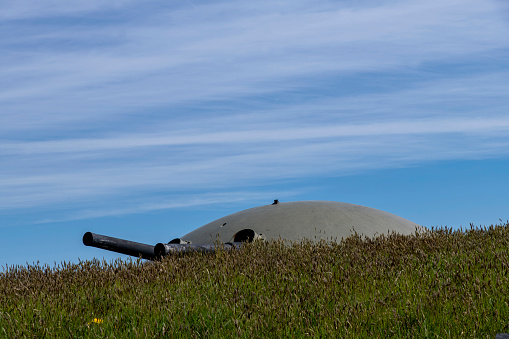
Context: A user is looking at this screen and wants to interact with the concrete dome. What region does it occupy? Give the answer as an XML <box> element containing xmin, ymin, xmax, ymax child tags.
<box><xmin>181</xmin><ymin>200</ymin><xmax>420</xmax><ymax>244</ymax></box>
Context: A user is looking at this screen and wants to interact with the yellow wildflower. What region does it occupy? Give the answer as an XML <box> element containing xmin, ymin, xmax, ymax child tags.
<box><xmin>88</xmin><ymin>318</ymin><xmax>103</xmax><ymax>325</ymax></box>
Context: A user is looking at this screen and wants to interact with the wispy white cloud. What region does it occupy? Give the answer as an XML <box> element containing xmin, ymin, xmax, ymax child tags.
<box><xmin>2</xmin><ymin>116</ymin><xmax>509</xmax><ymax>155</ymax></box>
<box><xmin>0</xmin><ymin>0</ymin><xmax>508</xmax><ymax>222</ymax></box>
<box><xmin>0</xmin><ymin>0</ymin><xmax>139</xmax><ymax>21</ymax></box>
<box><xmin>2</xmin><ymin>115</ymin><xmax>509</xmax><ymax>211</ymax></box>
<box><xmin>31</xmin><ymin>190</ymin><xmax>285</xmax><ymax>225</ymax></box>
<box><xmin>1</xmin><ymin>0</ymin><xmax>506</xmax><ymax>131</ymax></box>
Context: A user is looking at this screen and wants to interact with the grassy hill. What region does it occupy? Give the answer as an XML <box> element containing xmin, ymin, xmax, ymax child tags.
<box><xmin>2</xmin><ymin>222</ymin><xmax>509</xmax><ymax>338</ymax></box>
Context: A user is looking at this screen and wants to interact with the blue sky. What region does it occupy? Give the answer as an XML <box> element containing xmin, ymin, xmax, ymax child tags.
<box><xmin>1</xmin><ymin>0</ymin><xmax>508</xmax><ymax>268</ymax></box>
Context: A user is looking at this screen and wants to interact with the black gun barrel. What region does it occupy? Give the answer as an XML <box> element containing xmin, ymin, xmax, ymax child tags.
<box><xmin>83</xmin><ymin>232</ymin><xmax>156</xmax><ymax>260</ymax></box>
<box><xmin>154</xmin><ymin>242</ymin><xmax>243</xmax><ymax>257</ymax></box>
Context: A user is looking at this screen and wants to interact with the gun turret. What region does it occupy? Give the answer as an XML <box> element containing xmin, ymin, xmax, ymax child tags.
<box><xmin>82</xmin><ymin>228</ymin><xmax>261</xmax><ymax>260</ymax></box>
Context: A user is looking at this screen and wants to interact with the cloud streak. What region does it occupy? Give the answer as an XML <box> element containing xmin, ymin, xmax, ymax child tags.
<box><xmin>0</xmin><ymin>0</ymin><xmax>508</xmax><ymax>223</ymax></box>
<box><xmin>1</xmin><ymin>0</ymin><xmax>506</xmax><ymax>127</ymax></box>
<box><xmin>2</xmin><ymin>116</ymin><xmax>509</xmax><ymax>155</ymax></box>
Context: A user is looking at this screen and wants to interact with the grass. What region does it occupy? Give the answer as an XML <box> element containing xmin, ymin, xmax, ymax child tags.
<box><xmin>2</xmin><ymin>222</ymin><xmax>509</xmax><ymax>338</ymax></box>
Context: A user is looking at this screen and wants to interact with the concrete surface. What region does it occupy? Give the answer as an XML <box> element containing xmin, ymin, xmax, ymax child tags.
<box><xmin>181</xmin><ymin>200</ymin><xmax>421</xmax><ymax>244</ymax></box>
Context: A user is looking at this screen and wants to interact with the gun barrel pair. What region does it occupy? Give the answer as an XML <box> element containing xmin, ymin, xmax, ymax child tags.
<box><xmin>83</xmin><ymin>232</ymin><xmax>243</xmax><ymax>261</ymax></box>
